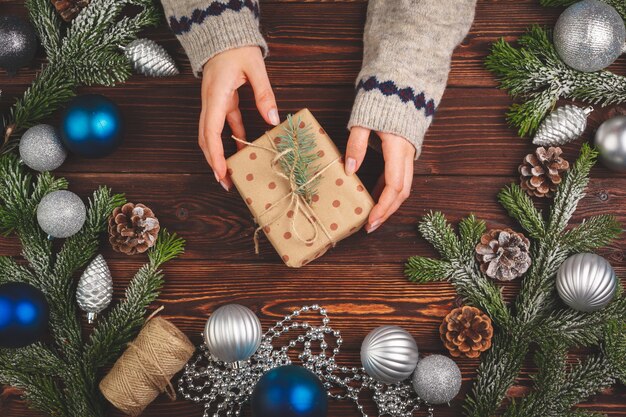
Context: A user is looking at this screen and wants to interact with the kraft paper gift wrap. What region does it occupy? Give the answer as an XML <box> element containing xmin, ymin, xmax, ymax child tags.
<box><xmin>226</xmin><ymin>109</ymin><xmax>374</xmax><ymax>268</ymax></box>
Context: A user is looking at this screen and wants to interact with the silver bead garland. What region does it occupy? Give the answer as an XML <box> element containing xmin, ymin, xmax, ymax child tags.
<box><xmin>179</xmin><ymin>305</ymin><xmax>436</xmax><ymax>417</ymax></box>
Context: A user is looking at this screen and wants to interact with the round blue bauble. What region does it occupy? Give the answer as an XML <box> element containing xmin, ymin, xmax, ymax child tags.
<box><xmin>0</xmin><ymin>282</ymin><xmax>49</xmax><ymax>348</ymax></box>
<box><xmin>251</xmin><ymin>365</ymin><xmax>328</xmax><ymax>417</ymax></box>
<box><xmin>60</xmin><ymin>94</ymin><xmax>123</xmax><ymax>158</ymax></box>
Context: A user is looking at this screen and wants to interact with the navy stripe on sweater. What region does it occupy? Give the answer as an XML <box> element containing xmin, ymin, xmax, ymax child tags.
<box><xmin>169</xmin><ymin>0</ymin><xmax>259</xmax><ymax>35</ymax></box>
<box><xmin>357</xmin><ymin>76</ymin><xmax>436</xmax><ymax>117</ymax></box>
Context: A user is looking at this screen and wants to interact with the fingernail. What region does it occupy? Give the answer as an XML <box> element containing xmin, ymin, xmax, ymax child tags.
<box><xmin>366</xmin><ymin>220</ymin><xmax>381</xmax><ymax>234</ymax></box>
<box><xmin>219</xmin><ymin>180</ymin><xmax>230</xmax><ymax>192</ymax></box>
<box><xmin>345</xmin><ymin>157</ymin><xmax>356</xmax><ymax>176</ymax></box>
<box><xmin>268</xmin><ymin>109</ymin><xmax>280</xmax><ymax>126</ymax></box>
<box><xmin>214</xmin><ymin>172</ymin><xmax>221</xmax><ymax>183</ymax></box>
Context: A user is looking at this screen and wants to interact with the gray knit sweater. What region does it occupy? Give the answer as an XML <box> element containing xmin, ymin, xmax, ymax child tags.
<box><xmin>161</xmin><ymin>0</ymin><xmax>477</xmax><ymax>156</ymax></box>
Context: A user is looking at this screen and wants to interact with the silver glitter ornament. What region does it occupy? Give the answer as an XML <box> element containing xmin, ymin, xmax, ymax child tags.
<box><xmin>556</xmin><ymin>253</ymin><xmax>617</xmax><ymax>312</ymax></box>
<box><xmin>595</xmin><ymin>115</ymin><xmax>626</xmax><ymax>171</ymax></box>
<box><xmin>412</xmin><ymin>355</ymin><xmax>461</xmax><ymax>405</ymax></box>
<box><xmin>360</xmin><ymin>325</ymin><xmax>419</xmax><ymax>384</ymax></box>
<box><xmin>76</xmin><ymin>255</ymin><xmax>113</xmax><ymax>323</ymax></box>
<box><xmin>19</xmin><ymin>124</ymin><xmax>67</xmax><ymax>172</ymax></box>
<box><xmin>36</xmin><ymin>190</ymin><xmax>86</xmax><ymax>238</ymax></box>
<box><xmin>122</xmin><ymin>39</ymin><xmax>179</xmax><ymax>78</ymax></box>
<box><xmin>0</xmin><ymin>16</ymin><xmax>38</xmax><ymax>76</ymax></box>
<box><xmin>533</xmin><ymin>105</ymin><xmax>593</xmax><ymax>147</ymax></box>
<box><xmin>553</xmin><ymin>0</ymin><xmax>626</xmax><ymax>72</ymax></box>
<box><xmin>204</xmin><ymin>304</ymin><xmax>262</xmax><ymax>366</ymax></box>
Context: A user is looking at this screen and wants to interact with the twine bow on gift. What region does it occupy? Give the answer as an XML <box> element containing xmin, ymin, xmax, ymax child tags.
<box><xmin>232</xmin><ymin>124</ymin><xmax>341</xmax><ymax>254</ymax></box>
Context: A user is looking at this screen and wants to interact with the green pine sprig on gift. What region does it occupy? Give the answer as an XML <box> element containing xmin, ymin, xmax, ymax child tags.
<box><xmin>275</xmin><ymin>114</ymin><xmax>321</xmax><ymax>203</ymax></box>
<box><xmin>405</xmin><ymin>144</ymin><xmax>625</xmax><ymax>417</ymax></box>
<box><xmin>485</xmin><ymin>26</ymin><xmax>626</xmax><ymax>137</ymax></box>
<box><xmin>0</xmin><ymin>154</ymin><xmax>185</xmax><ymax>417</ymax></box>
<box><xmin>3</xmin><ymin>0</ymin><xmax>160</xmax><ymax>151</ymax></box>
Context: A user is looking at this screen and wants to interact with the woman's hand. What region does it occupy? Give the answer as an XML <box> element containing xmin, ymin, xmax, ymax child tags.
<box><xmin>200</xmin><ymin>46</ymin><xmax>279</xmax><ymax>191</ymax></box>
<box><xmin>345</xmin><ymin>127</ymin><xmax>416</xmax><ymax>233</ymax></box>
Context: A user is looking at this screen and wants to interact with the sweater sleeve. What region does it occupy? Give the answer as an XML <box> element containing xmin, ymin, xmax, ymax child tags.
<box><xmin>161</xmin><ymin>0</ymin><xmax>268</xmax><ymax>76</ymax></box>
<box><xmin>348</xmin><ymin>0</ymin><xmax>477</xmax><ymax>158</ymax></box>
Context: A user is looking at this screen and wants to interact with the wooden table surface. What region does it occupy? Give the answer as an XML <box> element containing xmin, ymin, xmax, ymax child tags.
<box><xmin>1</xmin><ymin>0</ymin><xmax>625</xmax><ymax>416</ymax></box>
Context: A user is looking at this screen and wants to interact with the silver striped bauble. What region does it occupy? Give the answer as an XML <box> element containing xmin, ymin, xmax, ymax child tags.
<box><xmin>553</xmin><ymin>0</ymin><xmax>626</xmax><ymax>72</ymax></box>
<box><xmin>360</xmin><ymin>325</ymin><xmax>419</xmax><ymax>384</ymax></box>
<box><xmin>204</xmin><ymin>304</ymin><xmax>262</xmax><ymax>365</ymax></box>
<box><xmin>556</xmin><ymin>253</ymin><xmax>617</xmax><ymax>312</ymax></box>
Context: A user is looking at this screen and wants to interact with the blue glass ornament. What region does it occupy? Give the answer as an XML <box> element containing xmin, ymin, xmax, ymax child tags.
<box><xmin>0</xmin><ymin>282</ymin><xmax>49</xmax><ymax>348</ymax></box>
<box><xmin>60</xmin><ymin>94</ymin><xmax>123</xmax><ymax>158</ymax></box>
<box><xmin>251</xmin><ymin>365</ymin><xmax>328</xmax><ymax>417</ymax></box>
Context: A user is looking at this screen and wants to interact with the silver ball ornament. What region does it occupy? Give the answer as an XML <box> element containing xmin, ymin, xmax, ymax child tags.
<box><xmin>553</xmin><ymin>0</ymin><xmax>626</xmax><ymax>72</ymax></box>
<box><xmin>556</xmin><ymin>253</ymin><xmax>617</xmax><ymax>312</ymax></box>
<box><xmin>76</xmin><ymin>255</ymin><xmax>113</xmax><ymax>324</ymax></box>
<box><xmin>360</xmin><ymin>325</ymin><xmax>419</xmax><ymax>384</ymax></box>
<box><xmin>412</xmin><ymin>354</ymin><xmax>462</xmax><ymax>405</ymax></box>
<box><xmin>203</xmin><ymin>304</ymin><xmax>262</xmax><ymax>366</ymax></box>
<box><xmin>19</xmin><ymin>124</ymin><xmax>67</xmax><ymax>171</ymax></box>
<box><xmin>595</xmin><ymin>115</ymin><xmax>626</xmax><ymax>171</ymax></box>
<box><xmin>36</xmin><ymin>190</ymin><xmax>86</xmax><ymax>238</ymax></box>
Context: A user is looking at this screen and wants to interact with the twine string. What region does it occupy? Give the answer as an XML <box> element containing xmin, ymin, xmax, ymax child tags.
<box><xmin>232</xmin><ymin>134</ymin><xmax>341</xmax><ymax>253</ymax></box>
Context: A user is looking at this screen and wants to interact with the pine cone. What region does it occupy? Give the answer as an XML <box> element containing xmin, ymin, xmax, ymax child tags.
<box><xmin>51</xmin><ymin>0</ymin><xmax>90</xmax><ymax>22</ymax></box>
<box><xmin>475</xmin><ymin>228</ymin><xmax>531</xmax><ymax>281</ymax></box>
<box><xmin>519</xmin><ymin>146</ymin><xmax>570</xmax><ymax>198</ymax></box>
<box><xmin>108</xmin><ymin>203</ymin><xmax>160</xmax><ymax>255</ymax></box>
<box><xmin>440</xmin><ymin>306</ymin><xmax>493</xmax><ymax>358</ymax></box>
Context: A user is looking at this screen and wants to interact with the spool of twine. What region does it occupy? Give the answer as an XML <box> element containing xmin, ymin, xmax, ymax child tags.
<box><xmin>99</xmin><ymin>316</ymin><xmax>195</xmax><ymax>416</ymax></box>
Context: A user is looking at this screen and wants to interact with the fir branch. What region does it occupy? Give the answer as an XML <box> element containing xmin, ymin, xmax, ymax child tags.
<box><xmin>458</xmin><ymin>214</ymin><xmax>487</xmax><ymax>258</ymax></box>
<box><xmin>540</xmin><ymin>0</ymin><xmax>626</xmax><ymax>20</ymax></box>
<box><xmin>25</xmin><ymin>0</ymin><xmax>62</xmax><ymax>63</ymax></box>
<box><xmin>604</xmin><ymin>320</ymin><xmax>626</xmax><ymax>384</ymax></box>
<box><xmin>0</xmin><ymin>257</ymin><xmax>35</xmax><ymax>285</ymax></box>
<box><xmin>404</xmin><ymin>256</ymin><xmax>451</xmax><ymax>283</ymax></box>
<box><xmin>562</xmin><ymin>215</ymin><xmax>622</xmax><ymax>253</ymax></box>
<box><xmin>486</xmin><ymin>27</ymin><xmax>626</xmax><ymax>137</ymax></box>
<box><xmin>418</xmin><ymin>211</ymin><xmax>462</xmax><ymax>259</ymax></box>
<box><xmin>276</xmin><ymin>115</ymin><xmax>321</xmax><ymax>203</ymax></box>
<box><xmin>498</xmin><ymin>184</ymin><xmax>546</xmax><ymax>239</ymax></box>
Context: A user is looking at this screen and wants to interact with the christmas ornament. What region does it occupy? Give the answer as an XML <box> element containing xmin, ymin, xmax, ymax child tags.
<box><xmin>553</xmin><ymin>0</ymin><xmax>626</xmax><ymax>72</ymax></box>
<box><xmin>440</xmin><ymin>306</ymin><xmax>493</xmax><ymax>358</ymax></box>
<box><xmin>556</xmin><ymin>253</ymin><xmax>617</xmax><ymax>312</ymax></box>
<box><xmin>251</xmin><ymin>365</ymin><xmax>328</xmax><ymax>417</ymax></box>
<box><xmin>519</xmin><ymin>146</ymin><xmax>570</xmax><ymax>198</ymax></box>
<box><xmin>181</xmin><ymin>305</ymin><xmax>434</xmax><ymax>417</ymax></box>
<box><xmin>595</xmin><ymin>115</ymin><xmax>626</xmax><ymax>171</ymax></box>
<box><xmin>475</xmin><ymin>228</ymin><xmax>531</xmax><ymax>281</ymax></box>
<box><xmin>122</xmin><ymin>38</ymin><xmax>179</xmax><ymax>78</ymax></box>
<box><xmin>360</xmin><ymin>325</ymin><xmax>419</xmax><ymax>384</ymax></box>
<box><xmin>51</xmin><ymin>0</ymin><xmax>90</xmax><ymax>22</ymax></box>
<box><xmin>36</xmin><ymin>190</ymin><xmax>86</xmax><ymax>238</ymax></box>
<box><xmin>60</xmin><ymin>94</ymin><xmax>123</xmax><ymax>158</ymax></box>
<box><xmin>412</xmin><ymin>355</ymin><xmax>461</xmax><ymax>405</ymax></box>
<box><xmin>0</xmin><ymin>282</ymin><xmax>49</xmax><ymax>348</ymax></box>
<box><xmin>533</xmin><ymin>105</ymin><xmax>594</xmax><ymax>147</ymax></box>
<box><xmin>19</xmin><ymin>124</ymin><xmax>67</xmax><ymax>171</ymax></box>
<box><xmin>204</xmin><ymin>304</ymin><xmax>262</xmax><ymax>366</ymax></box>
<box><xmin>0</xmin><ymin>16</ymin><xmax>37</xmax><ymax>76</ymax></box>
<box><xmin>76</xmin><ymin>255</ymin><xmax>113</xmax><ymax>323</ymax></box>
<box><xmin>108</xmin><ymin>202</ymin><xmax>160</xmax><ymax>255</ymax></box>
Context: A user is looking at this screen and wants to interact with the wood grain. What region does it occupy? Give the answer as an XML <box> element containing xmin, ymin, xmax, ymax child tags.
<box><xmin>0</xmin><ymin>0</ymin><xmax>625</xmax><ymax>416</ymax></box>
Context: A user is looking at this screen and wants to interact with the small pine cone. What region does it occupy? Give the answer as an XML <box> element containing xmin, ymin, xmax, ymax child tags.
<box><xmin>519</xmin><ymin>146</ymin><xmax>570</xmax><ymax>198</ymax></box>
<box><xmin>108</xmin><ymin>203</ymin><xmax>160</xmax><ymax>255</ymax></box>
<box><xmin>440</xmin><ymin>306</ymin><xmax>493</xmax><ymax>358</ymax></box>
<box><xmin>51</xmin><ymin>0</ymin><xmax>90</xmax><ymax>21</ymax></box>
<box><xmin>475</xmin><ymin>228</ymin><xmax>531</xmax><ymax>281</ymax></box>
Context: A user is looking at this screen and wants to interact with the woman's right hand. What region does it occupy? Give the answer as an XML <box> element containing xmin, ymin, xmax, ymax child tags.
<box><xmin>199</xmin><ymin>46</ymin><xmax>279</xmax><ymax>191</ymax></box>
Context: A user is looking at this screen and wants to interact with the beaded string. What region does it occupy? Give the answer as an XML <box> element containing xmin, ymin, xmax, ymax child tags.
<box><xmin>179</xmin><ymin>305</ymin><xmax>434</xmax><ymax>417</ymax></box>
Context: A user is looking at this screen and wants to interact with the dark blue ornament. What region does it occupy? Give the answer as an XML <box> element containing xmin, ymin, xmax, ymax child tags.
<box><xmin>0</xmin><ymin>16</ymin><xmax>38</xmax><ymax>76</ymax></box>
<box><xmin>60</xmin><ymin>94</ymin><xmax>123</xmax><ymax>158</ymax></box>
<box><xmin>251</xmin><ymin>365</ymin><xmax>328</xmax><ymax>417</ymax></box>
<box><xmin>0</xmin><ymin>282</ymin><xmax>49</xmax><ymax>348</ymax></box>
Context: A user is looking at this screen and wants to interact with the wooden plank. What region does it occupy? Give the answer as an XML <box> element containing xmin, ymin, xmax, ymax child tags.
<box><xmin>0</xmin><ymin>174</ymin><xmax>623</xmax><ymax>263</ymax></box>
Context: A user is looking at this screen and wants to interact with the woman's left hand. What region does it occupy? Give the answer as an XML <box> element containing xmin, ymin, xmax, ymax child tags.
<box><xmin>345</xmin><ymin>127</ymin><xmax>416</xmax><ymax>233</ymax></box>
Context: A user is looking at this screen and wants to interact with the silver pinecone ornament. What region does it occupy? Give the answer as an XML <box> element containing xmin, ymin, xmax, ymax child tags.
<box><xmin>533</xmin><ymin>105</ymin><xmax>593</xmax><ymax>147</ymax></box>
<box><xmin>76</xmin><ymin>255</ymin><xmax>113</xmax><ymax>323</ymax></box>
<box><xmin>122</xmin><ymin>38</ymin><xmax>179</xmax><ymax>78</ymax></box>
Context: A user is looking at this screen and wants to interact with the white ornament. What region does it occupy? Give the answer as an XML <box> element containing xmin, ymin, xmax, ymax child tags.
<box><xmin>595</xmin><ymin>115</ymin><xmax>626</xmax><ymax>172</ymax></box>
<box><xmin>122</xmin><ymin>38</ymin><xmax>179</xmax><ymax>77</ymax></box>
<box><xmin>556</xmin><ymin>253</ymin><xmax>617</xmax><ymax>312</ymax></box>
<box><xmin>19</xmin><ymin>124</ymin><xmax>67</xmax><ymax>171</ymax></box>
<box><xmin>76</xmin><ymin>255</ymin><xmax>113</xmax><ymax>323</ymax></box>
<box><xmin>533</xmin><ymin>105</ymin><xmax>593</xmax><ymax>147</ymax></box>
<box><xmin>412</xmin><ymin>354</ymin><xmax>461</xmax><ymax>405</ymax></box>
<box><xmin>360</xmin><ymin>325</ymin><xmax>419</xmax><ymax>384</ymax></box>
<box><xmin>36</xmin><ymin>190</ymin><xmax>86</xmax><ymax>238</ymax></box>
<box><xmin>203</xmin><ymin>304</ymin><xmax>262</xmax><ymax>366</ymax></box>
